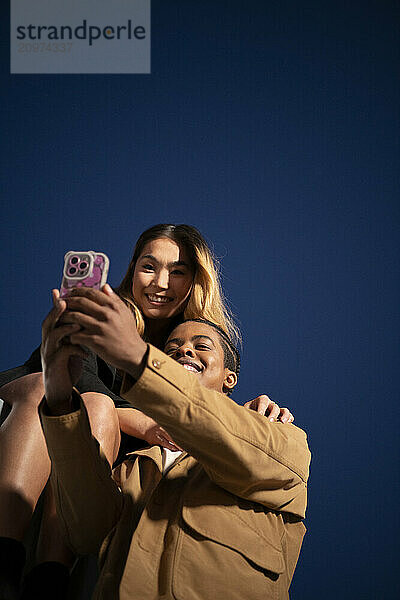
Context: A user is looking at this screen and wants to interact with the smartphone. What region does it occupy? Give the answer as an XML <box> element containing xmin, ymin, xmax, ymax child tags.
<box><xmin>60</xmin><ymin>251</ymin><xmax>110</xmax><ymax>298</ymax></box>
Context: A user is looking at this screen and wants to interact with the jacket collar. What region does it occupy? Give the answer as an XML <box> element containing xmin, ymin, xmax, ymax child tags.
<box><xmin>127</xmin><ymin>445</ymin><xmax>189</xmax><ymax>473</ymax></box>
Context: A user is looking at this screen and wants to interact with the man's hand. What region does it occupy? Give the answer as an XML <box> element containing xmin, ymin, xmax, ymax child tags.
<box><xmin>41</xmin><ymin>290</ymin><xmax>86</xmax><ymax>414</ymax></box>
<box><xmin>243</xmin><ymin>395</ymin><xmax>294</xmax><ymax>423</ymax></box>
<box><xmin>60</xmin><ymin>285</ymin><xmax>147</xmax><ymax>378</ymax></box>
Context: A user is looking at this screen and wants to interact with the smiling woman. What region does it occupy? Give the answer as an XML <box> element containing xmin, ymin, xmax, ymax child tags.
<box><xmin>116</xmin><ymin>223</ymin><xmax>240</xmax><ymax>348</ymax></box>
<box><xmin>132</xmin><ymin>238</ymin><xmax>194</xmax><ymax>321</ymax></box>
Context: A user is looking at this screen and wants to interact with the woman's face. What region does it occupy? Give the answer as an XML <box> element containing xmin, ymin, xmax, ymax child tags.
<box><xmin>132</xmin><ymin>237</ymin><xmax>194</xmax><ymax>320</ymax></box>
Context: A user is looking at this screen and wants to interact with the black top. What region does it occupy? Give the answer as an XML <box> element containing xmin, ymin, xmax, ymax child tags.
<box><xmin>0</xmin><ymin>345</ymin><xmax>132</xmax><ymax>408</ymax></box>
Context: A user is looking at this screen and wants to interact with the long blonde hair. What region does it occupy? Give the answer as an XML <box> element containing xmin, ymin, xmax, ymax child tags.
<box><xmin>116</xmin><ymin>224</ymin><xmax>240</xmax><ymax>346</ymax></box>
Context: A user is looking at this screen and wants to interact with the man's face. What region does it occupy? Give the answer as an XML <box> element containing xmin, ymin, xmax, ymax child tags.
<box><xmin>164</xmin><ymin>321</ymin><xmax>237</xmax><ymax>394</ymax></box>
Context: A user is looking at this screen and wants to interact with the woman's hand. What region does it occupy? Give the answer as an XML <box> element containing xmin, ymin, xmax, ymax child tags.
<box><xmin>144</xmin><ymin>422</ymin><xmax>182</xmax><ymax>452</ymax></box>
<box><xmin>117</xmin><ymin>408</ymin><xmax>182</xmax><ymax>451</ymax></box>
<box><xmin>243</xmin><ymin>395</ymin><xmax>294</xmax><ymax>423</ymax></box>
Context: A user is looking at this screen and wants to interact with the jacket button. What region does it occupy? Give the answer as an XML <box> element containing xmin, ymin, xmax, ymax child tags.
<box><xmin>152</xmin><ymin>359</ymin><xmax>161</xmax><ymax>369</ymax></box>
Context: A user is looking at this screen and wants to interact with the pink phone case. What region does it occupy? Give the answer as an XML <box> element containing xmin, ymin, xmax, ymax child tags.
<box><xmin>60</xmin><ymin>251</ymin><xmax>110</xmax><ymax>298</ymax></box>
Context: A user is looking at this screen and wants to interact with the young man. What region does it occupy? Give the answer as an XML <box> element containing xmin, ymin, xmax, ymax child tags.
<box><xmin>39</xmin><ymin>285</ymin><xmax>311</xmax><ymax>600</ymax></box>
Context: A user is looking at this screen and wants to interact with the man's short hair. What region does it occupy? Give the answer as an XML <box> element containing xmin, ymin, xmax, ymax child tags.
<box><xmin>181</xmin><ymin>319</ymin><xmax>240</xmax><ymax>395</ymax></box>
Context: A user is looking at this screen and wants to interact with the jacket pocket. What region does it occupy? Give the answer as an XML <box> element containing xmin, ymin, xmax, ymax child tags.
<box><xmin>183</xmin><ymin>503</ymin><xmax>284</xmax><ymax>574</ymax></box>
<box><xmin>172</xmin><ymin>504</ymin><xmax>285</xmax><ymax>600</ymax></box>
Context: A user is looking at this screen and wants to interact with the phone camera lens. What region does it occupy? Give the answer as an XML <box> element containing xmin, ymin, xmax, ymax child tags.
<box><xmin>70</xmin><ymin>256</ymin><xmax>79</xmax><ymax>265</ymax></box>
<box><xmin>68</xmin><ymin>267</ymin><xmax>77</xmax><ymax>275</ymax></box>
<box><xmin>79</xmin><ymin>262</ymin><xmax>88</xmax><ymax>270</ymax></box>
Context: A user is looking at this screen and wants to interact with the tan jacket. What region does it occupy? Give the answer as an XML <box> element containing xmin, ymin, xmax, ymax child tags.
<box><xmin>41</xmin><ymin>345</ymin><xmax>311</xmax><ymax>600</ymax></box>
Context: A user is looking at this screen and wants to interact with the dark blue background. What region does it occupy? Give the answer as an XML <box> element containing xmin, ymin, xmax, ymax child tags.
<box><xmin>1</xmin><ymin>1</ymin><xmax>399</xmax><ymax>598</ymax></box>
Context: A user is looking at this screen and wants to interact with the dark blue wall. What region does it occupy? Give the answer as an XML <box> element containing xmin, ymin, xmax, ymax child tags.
<box><xmin>1</xmin><ymin>1</ymin><xmax>399</xmax><ymax>597</ymax></box>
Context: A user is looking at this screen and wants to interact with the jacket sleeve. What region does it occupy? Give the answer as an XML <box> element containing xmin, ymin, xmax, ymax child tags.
<box><xmin>121</xmin><ymin>346</ymin><xmax>311</xmax><ymax>518</ymax></box>
<box><xmin>39</xmin><ymin>393</ymin><xmax>124</xmax><ymax>554</ymax></box>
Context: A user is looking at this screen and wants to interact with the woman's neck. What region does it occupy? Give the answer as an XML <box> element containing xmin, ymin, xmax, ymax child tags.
<box><xmin>144</xmin><ymin>316</ymin><xmax>181</xmax><ymax>349</ymax></box>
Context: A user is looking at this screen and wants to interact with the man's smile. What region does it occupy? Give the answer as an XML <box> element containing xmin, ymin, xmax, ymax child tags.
<box><xmin>177</xmin><ymin>357</ymin><xmax>203</xmax><ymax>373</ymax></box>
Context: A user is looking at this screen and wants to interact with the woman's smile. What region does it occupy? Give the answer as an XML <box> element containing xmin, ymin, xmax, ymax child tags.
<box><xmin>145</xmin><ymin>294</ymin><xmax>173</xmax><ymax>304</ymax></box>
